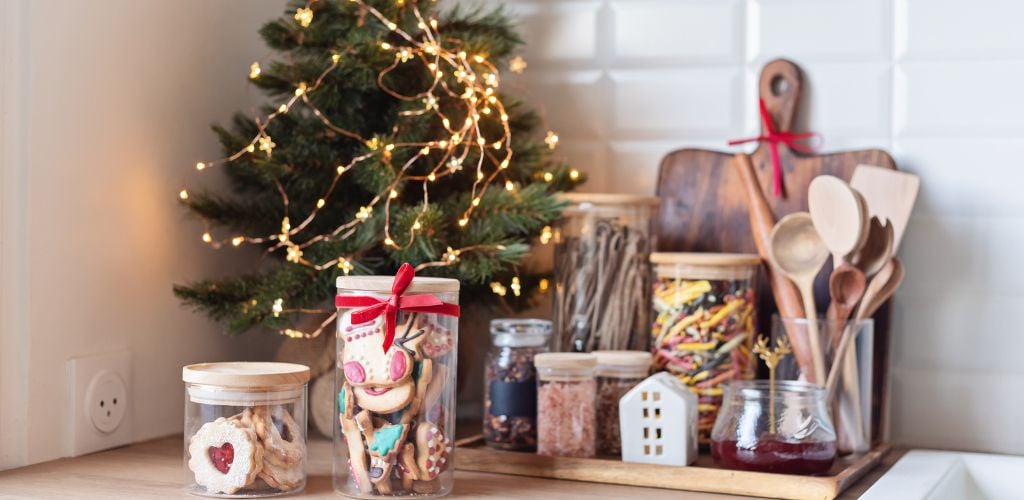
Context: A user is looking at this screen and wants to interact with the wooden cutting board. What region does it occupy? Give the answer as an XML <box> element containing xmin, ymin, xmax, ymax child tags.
<box><xmin>653</xmin><ymin>58</ymin><xmax>896</xmax><ymax>443</ymax></box>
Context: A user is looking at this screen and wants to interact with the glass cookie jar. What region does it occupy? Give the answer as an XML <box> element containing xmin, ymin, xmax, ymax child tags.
<box><xmin>334</xmin><ymin>274</ymin><xmax>460</xmax><ymax>498</ymax></box>
<box><xmin>182</xmin><ymin>362</ymin><xmax>310</xmax><ymax>497</ymax></box>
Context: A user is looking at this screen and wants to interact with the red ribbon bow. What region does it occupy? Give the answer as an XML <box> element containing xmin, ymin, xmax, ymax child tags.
<box><xmin>728</xmin><ymin>98</ymin><xmax>821</xmax><ymax>197</ymax></box>
<box><xmin>335</xmin><ymin>263</ymin><xmax>460</xmax><ymax>352</ymax></box>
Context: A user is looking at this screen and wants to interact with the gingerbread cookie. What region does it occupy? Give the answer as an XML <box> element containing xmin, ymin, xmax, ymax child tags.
<box><xmin>188</xmin><ymin>417</ymin><xmax>264</xmax><ymax>494</ymax></box>
<box><xmin>415</xmin><ymin>423</ymin><xmax>450</xmax><ymax>480</ymax></box>
<box><xmin>416</xmin><ymin>317</ymin><xmax>454</xmax><ymax>358</ymax></box>
<box><xmin>340</xmin><ymin>411</ymin><xmax>372</xmax><ymax>494</ymax></box>
<box><xmin>251</xmin><ymin>406</ymin><xmax>304</xmax><ymax>467</ymax></box>
<box><xmin>340</xmin><ymin>312</ymin><xmax>422</xmax><ymax>413</ymax></box>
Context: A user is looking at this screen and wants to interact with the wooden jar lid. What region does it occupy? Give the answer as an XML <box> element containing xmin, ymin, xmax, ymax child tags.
<box><xmin>336</xmin><ymin>275</ymin><xmax>460</xmax><ymax>294</ymax></box>
<box><xmin>182</xmin><ymin>362</ymin><xmax>310</xmax><ymax>388</ymax></box>
<box><xmin>593</xmin><ymin>350</ymin><xmax>652</xmax><ymax>368</ymax></box>
<box><xmin>650</xmin><ymin>252</ymin><xmax>761</xmax><ymax>266</ymax></box>
<box><xmin>560</xmin><ymin>192</ymin><xmax>662</xmax><ymax>207</ymax></box>
<box><xmin>534</xmin><ymin>352</ymin><xmax>597</xmax><ymax>370</ymax></box>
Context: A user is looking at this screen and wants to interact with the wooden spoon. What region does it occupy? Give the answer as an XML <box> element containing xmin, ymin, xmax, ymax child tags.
<box><xmin>850</xmin><ymin>216</ymin><xmax>894</xmax><ymax>278</ymax></box>
<box><xmin>828</xmin><ymin>264</ymin><xmax>867</xmax><ymax>449</ymax></box>
<box><xmin>828</xmin><ymin>265</ymin><xmax>867</xmax><ymax>347</ymax></box>
<box><xmin>808</xmin><ymin>175</ymin><xmax>864</xmax><ymax>265</ymax></box>
<box><xmin>769</xmin><ymin>212</ymin><xmax>831</xmax><ymax>384</ymax></box>
<box><xmin>827</xmin><ymin>258</ymin><xmax>905</xmax><ymax>398</ymax></box>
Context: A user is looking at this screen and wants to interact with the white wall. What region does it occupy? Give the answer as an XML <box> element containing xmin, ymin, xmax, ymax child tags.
<box><xmin>0</xmin><ymin>0</ymin><xmax>287</xmax><ymax>469</ymax></box>
<box><xmin>499</xmin><ymin>0</ymin><xmax>1024</xmax><ymax>454</ymax></box>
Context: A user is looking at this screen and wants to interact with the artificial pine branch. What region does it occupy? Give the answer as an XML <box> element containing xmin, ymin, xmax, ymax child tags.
<box><xmin>175</xmin><ymin>0</ymin><xmax>582</xmax><ymax>336</ymax></box>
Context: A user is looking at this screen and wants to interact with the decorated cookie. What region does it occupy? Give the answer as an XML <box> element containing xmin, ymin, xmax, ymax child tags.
<box><xmin>258</xmin><ymin>457</ymin><xmax>304</xmax><ymax>492</ymax></box>
<box><xmin>340</xmin><ymin>413</ymin><xmax>372</xmax><ymax>494</ymax></box>
<box><xmin>340</xmin><ymin>312</ymin><xmax>422</xmax><ymax>413</ymax></box>
<box><xmin>251</xmin><ymin>406</ymin><xmax>304</xmax><ymax>466</ymax></box>
<box><xmin>188</xmin><ymin>418</ymin><xmax>264</xmax><ymax>494</ymax></box>
<box><xmin>415</xmin><ymin>422</ymin><xmax>450</xmax><ymax>480</ymax></box>
<box><xmin>416</xmin><ymin>317</ymin><xmax>454</xmax><ymax>358</ymax></box>
<box><xmin>397</xmin><ymin>441</ymin><xmax>420</xmax><ymax>491</ymax></box>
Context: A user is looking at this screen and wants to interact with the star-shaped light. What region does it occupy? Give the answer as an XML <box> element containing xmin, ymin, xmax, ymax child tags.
<box><xmin>258</xmin><ymin>134</ymin><xmax>276</xmax><ymax>156</ymax></box>
<box><xmin>272</xmin><ymin>298</ymin><xmax>284</xmax><ymax>317</ymax></box>
<box><xmin>249</xmin><ymin>62</ymin><xmax>261</xmax><ymax>79</ymax></box>
<box><xmin>285</xmin><ymin>244</ymin><xmax>303</xmax><ymax>263</ymax></box>
<box><xmin>544</xmin><ymin>130</ymin><xmax>559</xmax><ymax>150</ymax></box>
<box><xmin>294</xmin><ymin>7</ymin><xmax>313</xmax><ymax>28</ymax></box>
<box><xmin>509</xmin><ymin>56</ymin><xmax>527</xmax><ymax>74</ymax></box>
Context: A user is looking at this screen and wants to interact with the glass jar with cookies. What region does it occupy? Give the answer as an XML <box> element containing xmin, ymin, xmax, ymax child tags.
<box><xmin>182</xmin><ymin>362</ymin><xmax>310</xmax><ymax>497</ymax></box>
<box><xmin>334</xmin><ymin>267</ymin><xmax>460</xmax><ymax>498</ymax></box>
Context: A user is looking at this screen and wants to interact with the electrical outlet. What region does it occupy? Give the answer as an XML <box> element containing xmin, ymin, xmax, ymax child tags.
<box><xmin>68</xmin><ymin>350</ymin><xmax>131</xmax><ymax>456</ymax></box>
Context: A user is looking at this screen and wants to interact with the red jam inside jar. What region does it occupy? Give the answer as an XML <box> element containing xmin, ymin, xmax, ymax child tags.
<box><xmin>711</xmin><ymin>435</ymin><xmax>836</xmax><ymax>475</ymax></box>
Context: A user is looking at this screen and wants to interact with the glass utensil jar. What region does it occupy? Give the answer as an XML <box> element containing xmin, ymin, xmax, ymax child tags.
<box><xmin>483</xmin><ymin>319</ymin><xmax>552</xmax><ymax>451</ymax></box>
<box><xmin>553</xmin><ymin>193</ymin><xmax>660</xmax><ymax>353</ymax></box>
<box><xmin>535</xmin><ymin>352</ymin><xmax>598</xmax><ymax>458</ymax></box>
<box><xmin>334</xmin><ymin>275</ymin><xmax>459</xmax><ymax>498</ymax></box>
<box><xmin>711</xmin><ymin>380</ymin><xmax>837</xmax><ymax>475</ymax></box>
<box><xmin>649</xmin><ymin>252</ymin><xmax>760</xmax><ymax>443</ymax></box>
<box><xmin>183</xmin><ymin>362</ymin><xmax>309</xmax><ymax>497</ymax></box>
<box><xmin>593</xmin><ymin>350</ymin><xmax>651</xmax><ymax>456</ymax></box>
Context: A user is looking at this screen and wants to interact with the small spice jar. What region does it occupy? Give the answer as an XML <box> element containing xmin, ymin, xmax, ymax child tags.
<box><xmin>711</xmin><ymin>380</ymin><xmax>837</xmax><ymax>475</ymax></box>
<box><xmin>535</xmin><ymin>352</ymin><xmax>597</xmax><ymax>458</ymax></box>
<box><xmin>593</xmin><ymin>350</ymin><xmax>651</xmax><ymax>456</ymax></box>
<box><xmin>183</xmin><ymin>362</ymin><xmax>309</xmax><ymax>497</ymax></box>
<box><xmin>649</xmin><ymin>252</ymin><xmax>760</xmax><ymax>443</ymax></box>
<box><xmin>483</xmin><ymin>319</ymin><xmax>551</xmax><ymax>451</ymax></box>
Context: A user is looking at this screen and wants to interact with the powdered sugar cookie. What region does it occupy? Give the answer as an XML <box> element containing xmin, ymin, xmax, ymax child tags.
<box><xmin>251</xmin><ymin>406</ymin><xmax>304</xmax><ymax>467</ymax></box>
<box><xmin>258</xmin><ymin>458</ymin><xmax>304</xmax><ymax>492</ymax></box>
<box><xmin>415</xmin><ymin>423</ymin><xmax>450</xmax><ymax>480</ymax></box>
<box><xmin>188</xmin><ymin>417</ymin><xmax>264</xmax><ymax>494</ymax></box>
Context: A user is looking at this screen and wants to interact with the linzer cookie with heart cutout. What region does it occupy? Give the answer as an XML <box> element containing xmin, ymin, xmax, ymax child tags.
<box><xmin>188</xmin><ymin>418</ymin><xmax>264</xmax><ymax>495</ymax></box>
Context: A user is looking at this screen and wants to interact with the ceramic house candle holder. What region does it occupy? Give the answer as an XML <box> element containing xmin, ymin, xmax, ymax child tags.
<box><xmin>618</xmin><ymin>372</ymin><xmax>697</xmax><ymax>466</ymax></box>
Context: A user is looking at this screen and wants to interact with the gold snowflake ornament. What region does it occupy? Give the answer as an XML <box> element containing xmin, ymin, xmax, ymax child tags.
<box><xmin>509</xmin><ymin>56</ymin><xmax>527</xmax><ymax>74</ymax></box>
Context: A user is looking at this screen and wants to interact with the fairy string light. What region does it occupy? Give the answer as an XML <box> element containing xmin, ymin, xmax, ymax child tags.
<box><xmin>180</xmin><ymin>0</ymin><xmax>571</xmax><ymax>338</ymax></box>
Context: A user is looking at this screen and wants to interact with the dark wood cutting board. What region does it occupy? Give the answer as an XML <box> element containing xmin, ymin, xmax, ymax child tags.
<box><xmin>653</xmin><ymin>58</ymin><xmax>896</xmax><ymax>444</ymax></box>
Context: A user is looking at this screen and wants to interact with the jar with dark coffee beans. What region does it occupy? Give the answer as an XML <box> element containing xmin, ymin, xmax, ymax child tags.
<box><xmin>483</xmin><ymin>319</ymin><xmax>551</xmax><ymax>451</ymax></box>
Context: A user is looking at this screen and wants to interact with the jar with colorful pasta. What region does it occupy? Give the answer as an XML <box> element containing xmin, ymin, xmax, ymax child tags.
<box><xmin>649</xmin><ymin>252</ymin><xmax>760</xmax><ymax>443</ymax></box>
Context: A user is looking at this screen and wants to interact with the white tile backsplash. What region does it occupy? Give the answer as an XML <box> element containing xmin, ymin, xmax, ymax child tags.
<box><xmin>495</xmin><ymin>0</ymin><xmax>1024</xmax><ymax>454</ymax></box>
<box><xmin>898</xmin><ymin>0</ymin><xmax>1024</xmax><ymax>60</ymax></box>
<box><xmin>611</xmin><ymin>0</ymin><xmax>744</xmax><ymax>63</ymax></box>
<box><xmin>754</xmin><ymin>0</ymin><xmax>891</xmax><ymax>61</ymax></box>
<box><xmin>609</xmin><ymin>68</ymin><xmax>744</xmax><ymax>137</ymax></box>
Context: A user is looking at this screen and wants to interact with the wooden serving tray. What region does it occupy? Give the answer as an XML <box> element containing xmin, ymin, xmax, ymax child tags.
<box><xmin>454</xmin><ymin>436</ymin><xmax>890</xmax><ymax>500</ymax></box>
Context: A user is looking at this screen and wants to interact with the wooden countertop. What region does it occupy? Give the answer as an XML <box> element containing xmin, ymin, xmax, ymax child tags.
<box><xmin>0</xmin><ymin>437</ymin><xmax>904</xmax><ymax>499</ymax></box>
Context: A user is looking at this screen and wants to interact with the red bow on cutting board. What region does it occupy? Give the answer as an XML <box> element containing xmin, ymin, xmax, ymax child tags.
<box><xmin>728</xmin><ymin>98</ymin><xmax>821</xmax><ymax>196</ymax></box>
<box><xmin>335</xmin><ymin>262</ymin><xmax>460</xmax><ymax>352</ymax></box>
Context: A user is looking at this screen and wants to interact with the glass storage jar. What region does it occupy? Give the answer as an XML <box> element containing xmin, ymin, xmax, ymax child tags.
<box><xmin>535</xmin><ymin>352</ymin><xmax>598</xmax><ymax>458</ymax></box>
<box><xmin>334</xmin><ymin>274</ymin><xmax>459</xmax><ymax>498</ymax></box>
<box><xmin>183</xmin><ymin>362</ymin><xmax>309</xmax><ymax>497</ymax></box>
<box><xmin>553</xmin><ymin>193</ymin><xmax>660</xmax><ymax>353</ymax></box>
<box><xmin>710</xmin><ymin>380</ymin><xmax>837</xmax><ymax>475</ymax></box>
<box><xmin>483</xmin><ymin>319</ymin><xmax>551</xmax><ymax>451</ymax></box>
<box><xmin>593</xmin><ymin>350</ymin><xmax>651</xmax><ymax>456</ymax></box>
<box><xmin>649</xmin><ymin>252</ymin><xmax>760</xmax><ymax>443</ymax></box>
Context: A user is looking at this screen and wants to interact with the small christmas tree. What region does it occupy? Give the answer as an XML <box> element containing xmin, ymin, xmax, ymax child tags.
<box><xmin>174</xmin><ymin>0</ymin><xmax>579</xmax><ymax>338</ymax></box>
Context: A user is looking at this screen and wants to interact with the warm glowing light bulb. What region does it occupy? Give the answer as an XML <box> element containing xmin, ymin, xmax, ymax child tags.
<box><xmin>201</xmin><ymin>232</ymin><xmax>212</xmax><ymax>243</ymax></box>
<box><xmin>294</xmin><ymin>7</ymin><xmax>313</xmax><ymax>28</ymax></box>
<box><xmin>249</xmin><ymin>62</ymin><xmax>261</xmax><ymax>79</ymax></box>
<box><xmin>427</xmin><ymin>173</ymin><xmax>436</xmax><ymax>182</ymax></box>
<box><xmin>232</xmin><ymin>236</ymin><xmax>244</xmax><ymax>246</ymax></box>
<box><xmin>540</xmin><ymin>225</ymin><xmax>553</xmax><ymax>244</ymax></box>
<box><xmin>505</xmin><ymin>180</ymin><xmax>514</xmax><ymax>191</ymax></box>
<box><xmin>390</xmin><ymin>189</ymin><xmax>398</xmax><ymax>199</ymax></box>
<box><xmin>458</xmin><ymin>218</ymin><xmax>469</xmax><ymax>227</ymax></box>
<box><xmin>539</xmin><ymin>278</ymin><xmax>550</xmax><ymax>292</ymax></box>
<box><xmin>472</xmin><ymin>197</ymin><xmax>480</xmax><ymax>207</ymax></box>
<box><xmin>331</xmin><ymin>53</ymin><xmax>341</xmax><ymax>63</ymax></box>
<box><xmin>500</xmin><ymin>159</ymin><xmax>509</xmax><ymax>169</ymax></box>
<box><xmin>570</xmin><ymin>169</ymin><xmax>580</xmax><ymax>180</ymax></box>
<box><xmin>381</xmin><ymin>42</ymin><xmax>392</xmax><ymax>50</ymax></box>
<box><xmin>337</xmin><ymin>165</ymin><xmax>347</xmax><ymax>174</ymax></box>
<box><xmin>385</xmin><ymin>143</ymin><xmax>395</xmax><ymax>152</ymax></box>
<box><xmin>195</xmin><ymin>162</ymin><xmax>206</xmax><ymax>171</ymax></box>
<box><xmin>384</xmin><ymin>237</ymin><xmax>395</xmax><ymax>246</ymax></box>
<box><xmin>412</xmin><ymin>220</ymin><xmax>422</xmax><ymax>230</ymax></box>
<box><xmin>316</xmin><ymin>198</ymin><xmax>326</xmax><ymax>208</ymax></box>
<box><xmin>278</xmin><ymin>104</ymin><xmax>288</xmax><ymax>113</ymax></box>
<box><xmin>179</xmin><ymin>189</ymin><xmax>189</xmax><ymax>200</ymax></box>
<box><xmin>272</xmin><ymin>298</ymin><xmax>284</xmax><ymax>317</ymax></box>
<box><xmin>511</xmin><ymin>276</ymin><xmax>521</xmax><ymax>297</ymax></box>
<box><xmin>544</xmin><ymin>172</ymin><xmax>554</xmax><ymax>182</ymax></box>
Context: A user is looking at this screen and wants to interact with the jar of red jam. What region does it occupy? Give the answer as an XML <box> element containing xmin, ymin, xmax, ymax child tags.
<box><xmin>710</xmin><ymin>380</ymin><xmax>836</xmax><ymax>475</ymax></box>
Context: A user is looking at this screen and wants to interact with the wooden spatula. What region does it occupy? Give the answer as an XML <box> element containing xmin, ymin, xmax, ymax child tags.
<box><xmin>850</xmin><ymin>165</ymin><xmax>921</xmax><ymax>252</ymax></box>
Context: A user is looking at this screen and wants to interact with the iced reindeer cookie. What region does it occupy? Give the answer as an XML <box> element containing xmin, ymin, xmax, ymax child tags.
<box><xmin>188</xmin><ymin>418</ymin><xmax>264</xmax><ymax>495</ymax></box>
<box><xmin>340</xmin><ymin>314</ymin><xmax>420</xmax><ymax>413</ymax></box>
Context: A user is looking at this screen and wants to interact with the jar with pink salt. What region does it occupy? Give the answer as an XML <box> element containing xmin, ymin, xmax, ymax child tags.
<box><xmin>534</xmin><ymin>353</ymin><xmax>597</xmax><ymax>458</ymax></box>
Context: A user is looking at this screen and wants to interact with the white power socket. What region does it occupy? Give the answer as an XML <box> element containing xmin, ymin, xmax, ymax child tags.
<box><xmin>67</xmin><ymin>350</ymin><xmax>132</xmax><ymax>456</ymax></box>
